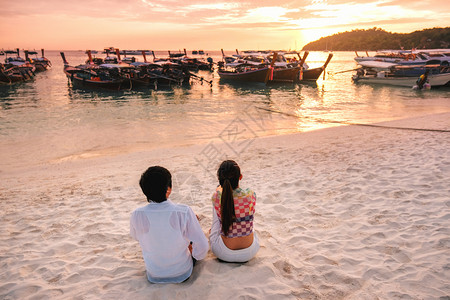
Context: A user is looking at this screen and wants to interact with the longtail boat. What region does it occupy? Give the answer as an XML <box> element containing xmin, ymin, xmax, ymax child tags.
<box><xmin>270</xmin><ymin>52</ymin><xmax>309</xmax><ymax>83</ymax></box>
<box><xmin>127</xmin><ymin>62</ymin><xmax>183</xmax><ymax>88</ymax></box>
<box><xmin>25</xmin><ymin>49</ymin><xmax>52</xmax><ymax>72</ymax></box>
<box><xmin>1</xmin><ymin>49</ymin><xmax>35</xmax><ymax>84</ymax></box>
<box><xmin>301</xmin><ymin>53</ymin><xmax>334</xmax><ymax>81</ymax></box>
<box><xmin>217</xmin><ymin>63</ymin><xmax>271</xmax><ymax>83</ymax></box>
<box><xmin>125</xmin><ymin>50</ymin><xmax>199</xmax><ymax>88</ymax></box>
<box><xmin>0</xmin><ymin>62</ymin><xmax>35</xmax><ymax>84</ymax></box>
<box><xmin>217</xmin><ymin>53</ymin><xmax>278</xmax><ymax>84</ymax></box>
<box><xmin>60</xmin><ymin>52</ymin><xmax>131</xmax><ymax>91</ymax></box>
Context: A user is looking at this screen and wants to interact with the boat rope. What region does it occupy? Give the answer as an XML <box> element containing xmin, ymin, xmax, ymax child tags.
<box><xmin>255</xmin><ymin>107</ymin><xmax>450</xmax><ymax>133</ymax></box>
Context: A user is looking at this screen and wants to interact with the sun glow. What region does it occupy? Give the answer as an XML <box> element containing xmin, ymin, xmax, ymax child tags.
<box><xmin>299</xmin><ymin>28</ymin><xmax>337</xmax><ymax>46</ymax></box>
<box><xmin>293</xmin><ymin>0</ymin><xmax>435</xmax><ymax>47</ymax></box>
<box><xmin>246</xmin><ymin>6</ymin><xmax>297</xmax><ymax>22</ymax></box>
<box><xmin>187</xmin><ymin>3</ymin><xmax>240</xmax><ymax>10</ymax></box>
<box><xmin>1</xmin><ymin>0</ymin><xmax>449</xmax><ymax>51</ymax></box>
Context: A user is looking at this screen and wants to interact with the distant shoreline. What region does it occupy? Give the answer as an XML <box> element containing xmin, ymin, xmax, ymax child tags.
<box><xmin>302</xmin><ymin>27</ymin><xmax>450</xmax><ymax>51</ymax></box>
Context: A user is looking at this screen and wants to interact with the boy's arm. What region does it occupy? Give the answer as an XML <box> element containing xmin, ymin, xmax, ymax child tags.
<box><xmin>185</xmin><ymin>207</ymin><xmax>209</xmax><ymax>260</ymax></box>
<box><xmin>130</xmin><ymin>212</ymin><xmax>138</xmax><ymax>241</ymax></box>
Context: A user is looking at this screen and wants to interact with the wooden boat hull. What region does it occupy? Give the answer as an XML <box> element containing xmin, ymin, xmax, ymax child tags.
<box><xmin>0</xmin><ymin>65</ymin><xmax>35</xmax><ymax>84</ymax></box>
<box><xmin>272</xmin><ymin>67</ymin><xmax>301</xmax><ymax>82</ymax></box>
<box><xmin>64</xmin><ymin>68</ymin><xmax>128</xmax><ymax>91</ymax></box>
<box><xmin>218</xmin><ymin>67</ymin><xmax>271</xmax><ymax>84</ymax></box>
<box><xmin>0</xmin><ymin>73</ymin><xmax>27</xmax><ymax>84</ymax></box>
<box><xmin>149</xmin><ymin>76</ymin><xmax>184</xmax><ymax>86</ymax></box>
<box><xmin>75</xmin><ymin>78</ymin><xmax>125</xmax><ymax>90</ymax></box>
<box><xmin>352</xmin><ymin>72</ymin><xmax>450</xmax><ymax>87</ymax></box>
<box><xmin>130</xmin><ymin>76</ymin><xmax>184</xmax><ymax>88</ymax></box>
<box><xmin>301</xmin><ymin>53</ymin><xmax>333</xmax><ymax>81</ymax></box>
<box><xmin>302</xmin><ymin>67</ymin><xmax>325</xmax><ymax>81</ymax></box>
<box><xmin>33</xmin><ymin>62</ymin><xmax>51</xmax><ymax>72</ymax></box>
<box><xmin>70</xmin><ymin>75</ymin><xmax>126</xmax><ymax>90</ymax></box>
<box><xmin>130</xmin><ymin>76</ymin><xmax>157</xmax><ymax>87</ymax></box>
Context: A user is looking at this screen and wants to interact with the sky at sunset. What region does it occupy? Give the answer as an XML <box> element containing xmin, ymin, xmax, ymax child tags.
<box><xmin>1</xmin><ymin>0</ymin><xmax>449</xmax><ymax>51</ymax></box>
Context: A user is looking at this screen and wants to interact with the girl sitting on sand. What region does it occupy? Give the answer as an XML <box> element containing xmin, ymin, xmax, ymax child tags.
<box><xmin>209</xmin><ymin>160</ymin><xmax>260</xmax><ymax>262</ymax></box>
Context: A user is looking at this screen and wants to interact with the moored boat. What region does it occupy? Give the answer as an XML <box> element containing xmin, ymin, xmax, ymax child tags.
<box><xmin>220</xmin><ymin>50</ymin><xmax>333</xmax><ymax>82</ymax></box>
<box><xmin>352</xmin><ymin>72</ymin><xmax>450</xmax><ymax>87</ymax></box>
<box><xmin>217</xmin><ymin>52</ymin><xmax>278</xmax><ymax>84</ymax></box>
<box><xmin>4</xmin><ymin>49</ymin><xmax>27</xmax><ymax>65</ymax></box>
<box><xmin>301</xmin><ymin>53</ymin><xmax>334</xmax><ymax>81</ymax></box>
<box><xmin>60</xmin><ymin>52</ymin><xmax>131</xmax><ymax>91</ymax></box>
<box><xmin>388</xmin><ymin>61</ymin><xmax>449</xmax><ymax>77</ymax></box>
<box><xmin>267</xmin><ymin>52</ymin><xmax>306</xmax><ymax>83</ymax></box>
<box><xmin>217</xmin><ymin>64</ymin><xmax>272</xmax><ymax>83</ymax></box>
<box><xmin>102</xmin><ymin>47</ymin><xmax>151</xmax><ymax>55</ymax></box>
<box><xmin>24</xmin><ymin>49</ymin><xmax>51</xmax><ymax>72</ymax></box>
<box><xmin>353</xmin><ymin>58</ymin><xmax>450</xmax><ymax>88</ymax></box>
<box><xmin>271</xmin><ymin>66</ymin><xmax>303</xmax><ymax>82</ymax></box>
<box><xmin>1</xmin><ymin>49</ymin><xmax>35</xmax><ymax>84</ymax></box>
<box><xmin>128</xmin><ymin>61</ymin><xmax>188</xmax><ymax>87</ymax></box>
<box><xmin>154</xmin><ymin>49</ymin><xmax>213</xmax><ymax>71</ymax></box>
<box><xmin>354</xmin><ymin>49</ymin><xmax>450</xmax><ymax>66</ymax></box>
<box><xmin>0</xmin><ymin>62</ymin><xmax>35</xmax><ymax>84</ymax></box>
<box><xmin>265</xmin><ymin>51</ymin><xmax>333</xmax><ymax>82</ymax></box>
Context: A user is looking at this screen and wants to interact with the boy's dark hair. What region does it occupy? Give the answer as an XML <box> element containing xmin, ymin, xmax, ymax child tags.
<box><xmin>139</xmin><ymin>166</ymin><xmax>172</xmax><ymax>203</ymax></box>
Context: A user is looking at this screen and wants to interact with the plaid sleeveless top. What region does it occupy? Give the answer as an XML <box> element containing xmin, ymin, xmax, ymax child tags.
<box><xmin>212</xmin><ymin>187</ymin><xmax>256</xmax><ymax>238</ymax></box>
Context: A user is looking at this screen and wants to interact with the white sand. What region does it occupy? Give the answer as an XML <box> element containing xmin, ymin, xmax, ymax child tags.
<box><xmin>1</xmin><ymin>112</ymin><xmax>449</xmax><ymax>300</ymax></box>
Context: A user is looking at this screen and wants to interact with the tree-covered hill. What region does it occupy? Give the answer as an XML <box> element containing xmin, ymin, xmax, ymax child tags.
<box><xmin>302</xmin><ymin>27</ymin><xmax>450</xmax><ymax>51</ymax></box>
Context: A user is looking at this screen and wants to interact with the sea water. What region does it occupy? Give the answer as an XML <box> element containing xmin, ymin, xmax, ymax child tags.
<box><xmin>1</xmin><ymin>50</ymin><xmax>449</xmax><ymax>172</ymax></box>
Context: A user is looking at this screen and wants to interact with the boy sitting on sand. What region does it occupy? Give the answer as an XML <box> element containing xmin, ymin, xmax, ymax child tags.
<box><xmin>130</xmin><ymin>166</ymin><xmax>209</xmax><ymax>283</ymax></box>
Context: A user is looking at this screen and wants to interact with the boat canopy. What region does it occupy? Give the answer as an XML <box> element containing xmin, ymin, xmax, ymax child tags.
<box><xmin>232</xmin><ymin>62</ymin><xmax>267</xmax><ymax>68</ymax></box>
<box><xmin>8</xmin><ymin>61</ymin><xmax>28</xmax><ymax>66</ymax></box>
<box><xmin>99</xmin><ymin>63</ymin><xmax>134</xmax><ymax>69</ymax></box>
<box><xmin>358</xmin><ymin>61</ymin><xmax>398</xmax><ymax>69</ymax></box>
<box><xmin>130</xmin><ymin>62</ymin><xmax>150</xmax><ymax>67</ymax></box>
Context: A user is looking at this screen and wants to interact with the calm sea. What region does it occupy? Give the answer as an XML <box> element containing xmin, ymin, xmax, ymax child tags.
<box><xmin>1</xmin><ymin>50</ymin><xmax>449</xmax><ymax>172</ymax></box>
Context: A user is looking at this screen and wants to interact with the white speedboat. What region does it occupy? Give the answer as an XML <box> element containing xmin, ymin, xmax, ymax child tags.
<box><xmin>353</xmin><ymin>59</ymin><xmax>450</xmax><ymax>88</ymax></box>
<box><xmin>352</xmin><ymin>71</ymin><xmax>450</xmax><ymax>87</ymax></box>
<box><xmin>354</xmin><ymin>49</ymin><xmax>450</xmax><ymax>66</ymax></box>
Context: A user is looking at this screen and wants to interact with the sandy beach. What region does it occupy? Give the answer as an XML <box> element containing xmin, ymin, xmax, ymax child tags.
<box><xmin>1</xmin><ymin>112</ymin><xmax>449</xmax><ymax>300</ymax></box>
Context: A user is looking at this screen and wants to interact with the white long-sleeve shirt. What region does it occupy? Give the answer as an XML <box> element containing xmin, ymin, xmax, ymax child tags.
<box><xmin>130</xmin><ymin>200</ymin><xmax>209</xmax><ymax>283</ymax></box>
